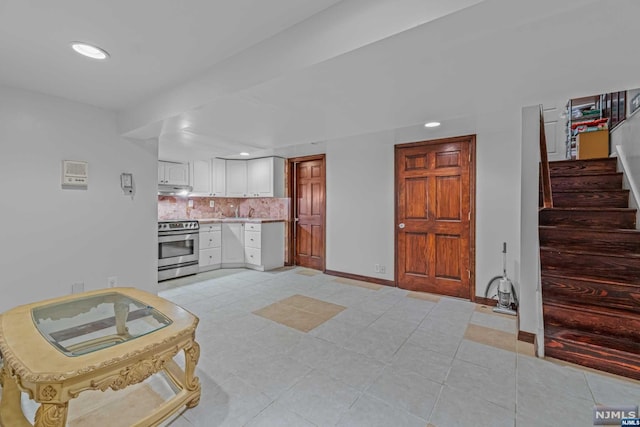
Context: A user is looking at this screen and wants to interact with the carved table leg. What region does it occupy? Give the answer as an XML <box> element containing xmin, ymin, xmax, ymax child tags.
<box><xmin>183</xmin><ymin>341</ymin><xmax>201</xmax><ymax>408</ymax></box>
<box><xmin>0</xmin><ymin>367</ymin><xmax>32</xmax><ymax>427</ymax></box>
<box><xmin>34</xmin><ymin>403</ymin><xmax>68</xmax><ymax>427</ymax></box>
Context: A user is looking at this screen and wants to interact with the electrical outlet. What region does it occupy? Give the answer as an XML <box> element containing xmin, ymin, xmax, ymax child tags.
<box><xmin>108</xmin><ymin>276</ymin><xmax>118</xmax><ymax>288</ymax></box>
<box><xmin>72</xmin><ymin>282</ymin><xmax>84</xmax><ymax>294</ymax></box>
<box><xmin>380</xmin><ymin>265</ymin><xmax>386</xmax><ymax>274</ymax></box>
<box><xmin>188</xmin><ymin>199</ymin><xmax>194</xmax><ymax>208</ymax></box>
<box><xmin>209</xmin><ymin>200</ymin><xmax>215</xmax><ymax>208</ymax></box>
<box><xmin>374</xmin><ymin>264</ymin><xmax>380</xmax><ymax>273</ymax></box>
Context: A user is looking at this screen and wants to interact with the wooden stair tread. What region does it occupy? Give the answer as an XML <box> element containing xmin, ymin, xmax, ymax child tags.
<box><xmin>549</xmin><ymin>158</ymin><xmax>618</xmax><ymax>177</ymax></box>
<box><xmin>540</xmin><ymin>246</ymin><xmax>640</xmax><ymax>259</ymax></box>
<box><xmin>542</xmin><ymin>271</ymin><xmax>640</xmax><ymax>287</ymax></box>
<box><xmin>547</xmin><ymin>189</ymin><xmax>628</xmax><ymax>193</ymax></box>
<box><xmin>551</xmin><ymin>171</ymin><xmax>622</xmax><ymax>178</ymax></box>
<box><xmin>545</xmin><ymin>325</ymin><xmax>640</xmax><ymax>355</ymax></box>
<box><xmin>549</xmin><ymin>157</ymin><xmax>615</xmax><ymax>165</ymax></box>
<box><xmin>544</xmin><ymin>299</ymin><xmax>640</xmax><ymax>321</ymax></box>
<box><xmin>540</xmin><ymin>207</ymin><xmax>636</xmax><ymax>212</ymax></box>
<box><xmin>541</xmin><ymin>274</ymin><xmax>640</xmax><ymax>314</ymax></box>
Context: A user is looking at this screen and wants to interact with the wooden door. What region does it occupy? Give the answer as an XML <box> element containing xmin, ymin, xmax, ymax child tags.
<box><xmin>293</xmin><ymin>156</ymin><xmax>325</xmax><ymax>270</ymax></box>
<box><xmin>395</xmin><ymin>135</ymin><xmax>475</xmax><ymax>299</ymax></box>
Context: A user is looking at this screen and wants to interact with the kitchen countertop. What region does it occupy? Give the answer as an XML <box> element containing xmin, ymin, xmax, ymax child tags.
<box><xmin>196</xmin><ymin>218</ymin><xmax>286</xmax><ymax>224</ymax></box>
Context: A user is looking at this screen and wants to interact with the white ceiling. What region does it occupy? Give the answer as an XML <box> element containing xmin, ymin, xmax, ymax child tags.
<box><xmin>2</xmin><ymin>0</ymin><xmax>640</xmax><ymax>160</ymax></box>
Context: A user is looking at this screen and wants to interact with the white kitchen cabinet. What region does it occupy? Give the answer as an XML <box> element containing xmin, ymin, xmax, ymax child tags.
<box><xmin>225</xmin><ymin>160</ymin><xmax>248</xmax><ymax>197</ymax></box>
<box><xmin>158</xmin><ymin>161</ymin><xmax>189</xmax><ymax>186</ymax></box>
<box><xmin>247</xmin><ymin>157</ymin><xmax>285</xmax><ymax>197</ymax></box>
<box><xmin>244</xmin><ymin>222</ymin><xmax>284</xmax><ymax>271</ymax></box>
<box><xmin>190</xmin><ymin>160</ymin><xmax>212</xmax><ymax>195</ymax></box>
<box><xmin>221</xmin><ymin>222</ymin><xmax>245</xmax><ymax>266</ymax></box>
<box><xmin>211</xmin><ymin>158</ymin><xmax>226</xmax><ymax>197</ymax></box>
<box><xmin>199</xmin><ymin>223</ymin><xmax>222</xmax><ymax>271</ymax></box>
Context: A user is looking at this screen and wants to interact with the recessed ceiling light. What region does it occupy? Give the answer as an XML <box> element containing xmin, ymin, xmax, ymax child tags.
<box><xmin>239</xmin><ymin>152</ymin><xmax>250</xmax><ymax>156</ymax></box>
<box><xmin>424</xmin><ymin>121</ymin><xmax>441</xmax><ymax>128</ymax></box>
<box><xmin>71</xmin><ymin>42</ymin><xmax>110</xmax><ymax>60</ymax></box>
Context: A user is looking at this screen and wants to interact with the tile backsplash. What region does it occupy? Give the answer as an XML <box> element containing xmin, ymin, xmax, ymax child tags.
<box><xmin>158</xmin><ymin>196</ymin><xmax>290</xmax><ymax>220</ymax></box>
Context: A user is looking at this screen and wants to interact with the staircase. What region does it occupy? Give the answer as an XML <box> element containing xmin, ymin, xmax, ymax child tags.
<box><xmin>539</xmin><ymin>157</ymin><xmax>640</xmax><ymax>380</ymax></box>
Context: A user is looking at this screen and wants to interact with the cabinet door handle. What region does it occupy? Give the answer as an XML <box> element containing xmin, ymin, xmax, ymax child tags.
<box><xmin>398</xmin><ymin>223</ymin><xmax>405</xmax><ymax>229</ymax></box>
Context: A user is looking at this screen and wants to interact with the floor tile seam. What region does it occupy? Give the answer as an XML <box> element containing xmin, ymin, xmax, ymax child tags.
<box><xmin>451</xmin><ymin>346</ymin><xmax>516</xmax><ymax>375</ymax></box>
<box><xmin>359</xmin><ymin>390</ymin><xmax>431</xmax><ymax>423</ymax></box>
<box><xmin>385</xmin><ymin>356</ymin><xmax>450</xmax><ymax>386</ymax></box>
<box><xmin>515</xmin><ymin>380</ymin><xmax>597</xmax><ymax>405</ymax></box>
<box><xmin>279</xmin><ymin>370</ymin><xmax>363</xmax><ymax>426</ymax></box>
<box><xmin>468</xmin><ymin>319</ymin><xmax>518</xmax><ymax>335</ymax></box>
<box><xmin>424</xmin><ymin>379</ymin><xmax>447</xmax><ymax>424</ymax></box>
<box><xmin>443</xmin><ymin>378</ymin><xmax>516</xmax><ymax>413</ymax></box>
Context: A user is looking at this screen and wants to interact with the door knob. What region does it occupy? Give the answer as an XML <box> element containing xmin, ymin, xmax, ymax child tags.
<box><xmin>398</xmin><ymin>223</ymin><xmax>405</xmax><ymax>229</ymax></box>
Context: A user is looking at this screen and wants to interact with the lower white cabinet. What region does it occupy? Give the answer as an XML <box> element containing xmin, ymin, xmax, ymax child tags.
<box><xmin>221</xmin><ymin>223</ymin><xmax>245</xmax><ymax>266</ymax></box>
<box><xmin>198</xmin><ymin>221</ymin><xmax>285</xmax><ymax>272</ymax></box>
<box><xmin>199</xmin><ymin>223</ymin><xmax>221</xmax><ymax>272</ymax></box>
<box><xmin>244</xmin><ymin>222</ymin><xmax>284</xmax><ymax>271</ymax></box>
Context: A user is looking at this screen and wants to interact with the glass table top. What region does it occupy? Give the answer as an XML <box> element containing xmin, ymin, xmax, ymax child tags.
<box><xmin>31</xmin><ymin>292</ymin><xmax>172</xmax><ymax>357</ymax></box>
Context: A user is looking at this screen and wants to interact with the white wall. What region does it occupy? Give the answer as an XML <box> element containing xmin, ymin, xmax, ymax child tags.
<box><xmin>325</xmin><ymin>108</ymin><xmax>524</xmax><ymax>313</ymax></box>
<box><xmin>0</xmin><ymin>85</ymin><xmax>158</xmax><ymax>312</ymax></box>
<box><xmin>326</xmin><ymin>131</ymin><xmax>396</xmax><ymax>280</ymax></box>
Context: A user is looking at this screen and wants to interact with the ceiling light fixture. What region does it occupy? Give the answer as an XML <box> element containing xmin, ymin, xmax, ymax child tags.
<box><xmin>71</xmin><ymin>42</ymin><xmax>110</xmax><ymax>60</ymax></box>
<box><xmin>239</xmin><ymin>152</ymin><xmax>250</xmax><ymax>156</ymax></box>
<box><xmin>424</xmin><ymin>121</ymin><xmax>441</xmax><ymax>128</ymax></box>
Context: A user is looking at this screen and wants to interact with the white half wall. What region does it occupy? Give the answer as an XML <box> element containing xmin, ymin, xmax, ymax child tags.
<box><xmin>325</xmin><ymin>108</ymin><xmax>524</xmax><ymax>315</ymax></box>
<box><xmin>0</xmin><ymin>85</ymin><xmax>158</xmax><ymax>312</ymax></box>
<box><xmin>611</xmin><ymin>110</ymin><xmax>640</xmax><ymax>227</ymax></box>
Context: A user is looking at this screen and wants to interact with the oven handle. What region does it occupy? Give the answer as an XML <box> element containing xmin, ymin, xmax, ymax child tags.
<box><xmin>158</xmin><ymin>232</ymin><xmax>199</xmax><ymax>241</ymax></box>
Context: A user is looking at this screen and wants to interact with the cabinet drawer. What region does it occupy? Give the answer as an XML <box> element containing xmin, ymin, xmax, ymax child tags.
<box><xmin>244</xmin><ymin>223</ymin><xmax>261</xmax><ymax>232</ymax></box>
<box><xmin>199</xmin><ymin>247</ymin><xmax>221</xmax><ymax>267</ymax></box>
<box><xmin>199</xmin><ymin>223</ymin><xmax>221</xmax><ymax>233</ymax></box>
<box><xmin>200</xmin><ymin>230</ymin><xmax>221</xmax><ymax>249</ymax></box>
<box><xmin>244</xmin><ymin>246</ymin><xmax>261</xmax><ymax>266</ymax></box>
<box><xmin>244</xmin><ymin>230</ymin><xmax>261</xmax><ymax>249</ymax></box>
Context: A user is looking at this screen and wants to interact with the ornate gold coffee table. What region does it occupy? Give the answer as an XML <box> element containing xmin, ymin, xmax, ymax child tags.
<box><xmin>0</xmin><ymin>287</ymin><xmax>200</xmax><ymax>427</ymax></box>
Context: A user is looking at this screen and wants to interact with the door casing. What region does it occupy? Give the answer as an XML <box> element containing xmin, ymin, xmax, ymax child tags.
<box><xmin>287</xmin><ymin>154</ymin><xmax>326</xmax><ymax>270</ymax></box>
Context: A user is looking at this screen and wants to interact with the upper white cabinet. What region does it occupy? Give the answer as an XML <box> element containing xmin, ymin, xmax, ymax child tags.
<box><xmin>211</xmin><ymin>158</ymin><xmax>226</xmax><ymax>197</ymax></box>
<box><xmin>158</xmin><ymin>161</ymin><xmax>189</xmax><ymax>186</ymax></box>
<box><xmin>247</xmin><ymin>157</ymin><xmax>285</xmax><ymax>197</ymax></box>
<box><xmin>225</xmin><ymin>160</ymin><xmax>248</xmax><ymax>197</ymax></box>
<box><xmin>190</xmin><ymin>160</ymin><xmax>212</xmax><ymax>195</ymax></box>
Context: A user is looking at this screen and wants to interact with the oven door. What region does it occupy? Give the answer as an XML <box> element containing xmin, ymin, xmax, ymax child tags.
<box><xmin>158</xmin><ymin>231</ymin><xmax>199</xmax><ymax>267</ymax></box>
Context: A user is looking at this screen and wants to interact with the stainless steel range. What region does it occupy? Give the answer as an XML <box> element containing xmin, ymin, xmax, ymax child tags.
<box><xmin>158</xmin><ymin>220</ymin><xmax>200</xmax><ymax>281</ymax></box>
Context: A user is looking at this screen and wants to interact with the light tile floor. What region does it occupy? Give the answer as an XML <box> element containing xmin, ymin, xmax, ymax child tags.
<box><xmin>3</xmin><ymin>267</ymin><xmax>637</xmax><ymax>426</ymax></box>
<box><xmin>154</xmin><ymin>267</ymin><xmax>640</xmax><ymax>427</ymax></box>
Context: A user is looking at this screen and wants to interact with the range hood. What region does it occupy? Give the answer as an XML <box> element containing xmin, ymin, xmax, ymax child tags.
<box><xmin>157</xmin><ymin>184</ymin><xmax>193</xmax><ymax>196</ymax></box>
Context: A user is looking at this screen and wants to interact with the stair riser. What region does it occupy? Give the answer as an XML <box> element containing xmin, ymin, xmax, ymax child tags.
<box><xmin>542</xmin><ymin>275</ymin><xmax>640</xmax><ymax>314</ymax></box>
<box><xmin>540</xmin><ymin>250</ymin><xmax>640</xmax><ymax>284</ymax></box>
<box><xmin>547</xmin><ymin>191</ymin><xmax>629</xmax><ymax>208</ymax></box>
<box><xmin>544</xmin><ymin>337</ymin><xmax>640</xmax><ymax>381</ymax></box>
<box><xmin>551</xmin><ymin>174</ymin><xmax>622</xmax><ymax>191</ymax></box>
<box><xmin>549</xmin><ymin>158</ymin><xmax>618</xmax><ymax>176</ymax></box>
<box><xmin>539</xmin><ymin>210</ymin><xmax>636</xmax><ymax>229</ymax></box>
<box><xmin>540</xmin><ymin>228</ymin><xmax>640</xmax><ymax>254</ymax></box>
<box><xmin>543</xmin><ymin>303</ymin><xmax>640</xmax><ymax>340</ymax></box>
